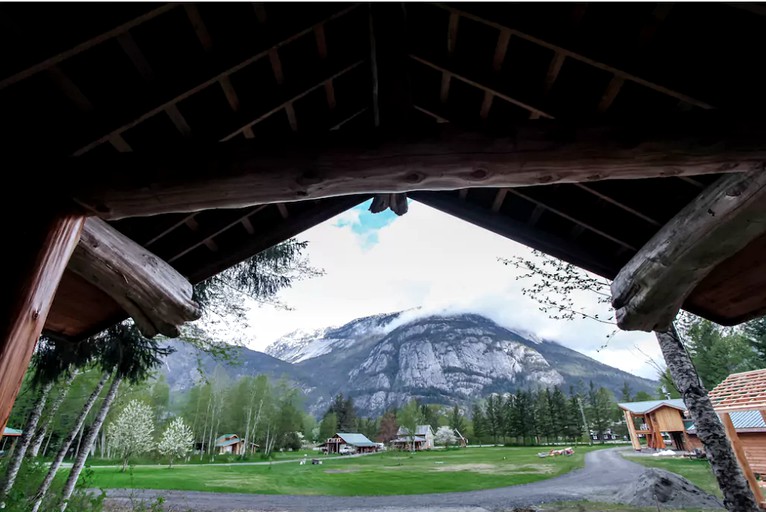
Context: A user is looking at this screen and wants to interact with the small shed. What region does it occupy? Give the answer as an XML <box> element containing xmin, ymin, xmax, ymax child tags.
<box><xmin>707</xmin><ymin>369</ymin><xmax>766</xmax><ymax>507</ymax></box>
<box><xmin>618</xmin><ymin>399</ymin><xmax>689</xmax><ymax>451</ymax></box>
<box><xmin>323</xmin><ymin>433</ymin><xmax>378</xmax><ymax>454</ymax></box>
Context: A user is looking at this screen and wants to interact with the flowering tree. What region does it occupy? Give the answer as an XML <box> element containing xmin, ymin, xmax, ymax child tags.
<box><xmin>158</xmin><ymin>417</ymin><xmax>194</xmax><ymax>468</ymax></box>
<box><xmin>434</xmin><ymin>426</ymin><xmax>457</xmax><ymax>448</ymax></box>
<box><xmin>107</xmin><ymin>400</ymin><xmax>155</xmax><ymax>471</ymax></box>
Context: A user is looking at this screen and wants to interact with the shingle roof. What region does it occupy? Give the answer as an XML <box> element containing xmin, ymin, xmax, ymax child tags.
<box><xmin>687</xmin><ymin>411</ymin><xmax>766</xmax><ymax>433</ymax></box>
<box><xmin>337</xmin><ymin>432</ymin><xmax>377</xmax><ymax>447</ymax></box>
<box><xmin>708</xmin><ymin>369</ymin><xmax>766</xmax><ymax>413</ymax></box>
<box><xmin>618</xmin><ymin>399</ymin><xmax>687</xmax><ymax>415</ymax></box>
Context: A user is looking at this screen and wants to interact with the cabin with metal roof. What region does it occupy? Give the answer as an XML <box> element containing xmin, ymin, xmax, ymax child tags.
<box><xmin>618</xmin><ymin>399</ymin><xmax>690</xmax><ymax>452</ymax></box>
<box><xmin>323</xmin><ymin>432</ymin><xmax>378</xmax><ymax>454</ymax></box>
<box><xmin>1</xmin><ymin>3</ymin><xmax>766</xmax><ymax>508</ymax></box>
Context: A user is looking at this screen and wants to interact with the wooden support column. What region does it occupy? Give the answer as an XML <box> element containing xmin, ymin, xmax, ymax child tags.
<box><xmin>624</xmin><ymin>410</ymin><xmax>641</xmax><ymax>451</ymax></box>
<box><xmin>655</xmin><ymin>325</ymin><xmax>761</xmax><ymax>512</ymax></box>
<box><xmin>0</xmin><ymin>209</ymin><xmax>84</xmax><ymax>433</ymax></box>
<box><xmin>721</xmin><ymin>412</ymin><xmax>766</xmax><ymax>506</ymax></box>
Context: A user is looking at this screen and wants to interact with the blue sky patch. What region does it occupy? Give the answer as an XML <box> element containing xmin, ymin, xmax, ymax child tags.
<box><xmin>334</xmin><ymin>199</ymin><xmax>404</xmax><ymax>248</ymax></box>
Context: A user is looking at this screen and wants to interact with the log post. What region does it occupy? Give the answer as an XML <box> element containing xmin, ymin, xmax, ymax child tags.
<box><xmin>655</xmin><ymin>325</ymin><xmax>761</xmax><ymax>512</ymax></box>
<box><xmin>67</xmin><ymin>218</ymin><xmax>201</xmax><ymax>338</ymax></box>
<box><xmin>624</xmin><ymin>410</ymin><xmax>641</xmax><ymax>451</ymax></box>
<box><xmin>0</xmin><ymin>209</ymin><xmax>84</xmax><ymax>433</ymax></box>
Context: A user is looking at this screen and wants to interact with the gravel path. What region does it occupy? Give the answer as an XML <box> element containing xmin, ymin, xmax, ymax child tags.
<box><xmin>103</xmin><ymin>447</ymin><xmax>643</xmax><ymax>511</ymax></box>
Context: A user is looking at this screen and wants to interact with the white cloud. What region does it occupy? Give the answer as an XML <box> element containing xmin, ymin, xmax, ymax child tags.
<box><xmin>231</xmin><ymin>201</ymin><xmax>663</xmax><ymax>380</ymax></box>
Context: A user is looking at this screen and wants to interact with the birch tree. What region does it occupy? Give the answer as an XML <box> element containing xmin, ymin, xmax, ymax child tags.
<box><xmin>158</xmin><ymin>417</ymin><xmax>194</xmax><ymax>468</ymax></box>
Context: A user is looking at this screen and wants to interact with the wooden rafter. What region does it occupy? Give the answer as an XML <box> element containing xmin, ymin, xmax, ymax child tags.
<box><xmin>574</xmin><ymin>183</ymin><xmax>660</xmax><ymax>226</ymax></box>
<box><xmin>219</xmin><ymin>59</ymin><xmax>365</xmax><ymax>141</ymax></box>
<box><xmin>0</xmin><ymin>4</ymin><xmax>179</xmax><ymax>90</ymax></box>
<box><xmin>411</xmin><ymin>55</ymin><xmax>554</xmax><ymax>119</ymax></box>
<box><xmin>72</xmin><ymin>4</ymin><xmax>360</xmax><ymax>156</ymax></box>
<box><xmin>434</xmin><ymin>4</ymin><xmax>714</xmax><ymax>110</ymax></box>
<box><xmin>507</xmin><ymin>189</ymin><xmax>636</xmax><ymax>250</ymax></box>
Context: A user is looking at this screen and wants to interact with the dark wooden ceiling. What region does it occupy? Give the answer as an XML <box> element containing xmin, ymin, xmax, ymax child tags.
<box><xmin>2</xmin><ymin>3</ymin><xmax>764</xmax><ymax>340</ymax></box>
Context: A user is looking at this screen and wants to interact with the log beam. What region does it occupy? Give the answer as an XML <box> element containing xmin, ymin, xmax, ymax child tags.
<box><xmin>0</xmin><ymin>210</ymin><xmax>84</xmax><ymax>434</ymax></box>
<box><xmin>60</xmin><ymin>119</ymin><xmax>766</xmax><ymax>220</ymax></box>
<box><xmin>67</xmin><ymin>218</ymin><xmax>201</xmax><ymax>338</ymax></box>
<box><xmin>612</xmin><ymin>170</ymin><xmax>766</xmax><ymax>331</ymax></box>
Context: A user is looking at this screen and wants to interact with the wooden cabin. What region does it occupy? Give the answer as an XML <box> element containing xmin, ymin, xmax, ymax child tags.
<box><xmin>687</xmin><ymin>411</ymin><xmax>766</xmax><ymax>475</ymax></box>
<box><xmin>619</xmin><ymin>399</ymin><xmax>689</xmax><ymax>451</ymax></box>
<box><xmin>213</xmin><ymin>434</ymin><xmax>247</xmax><ymax>455</ymax></box>
<box><xmin>323</xmin><ymin>432</ymin><xmax>378</xmax><ymax>454</ymax></box>
<box><xmin>2</xmin><ymin>3</ymin><xmax>766</xmax><ymax>508</ymax></box>
<box><xmin>391</xmin><ymin>425</ymin><xmax>435</xmax><ymax>451</ymax></box>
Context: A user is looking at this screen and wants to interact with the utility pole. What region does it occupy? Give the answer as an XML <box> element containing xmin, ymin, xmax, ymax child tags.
<box><xmin>577</xmin><ymin>396</ymin><xmax>592</xmax><ymax>446</ymax></box>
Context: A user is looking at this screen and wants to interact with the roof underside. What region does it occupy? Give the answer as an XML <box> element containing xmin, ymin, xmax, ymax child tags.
<box><xmin>2</xmin><ymin>3</ymin><xmax>766</xmax><ymax>341</ymax></box>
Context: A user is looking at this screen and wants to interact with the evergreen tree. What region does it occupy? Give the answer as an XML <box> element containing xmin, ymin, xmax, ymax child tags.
<box><xmin>620</xmin><ymin>381</ymin><xmax>633</xmax><ymax>402</ymax></box>
<box><xmin>471</xmin><ymin>403</ymin><xmax>486</xmax><ymax>445</ymax></box>
<box><xmin>484</xmin><ymin>394</ymin><xmax>504</xmax><ymax>443</ymax></box>
<box><xmin>586</xmin><ymin>382</ymin><xmax>614</xmax><ymax>443</ymax></box>
<box><xmin>743</xmin><ymin>317</ymin><xmax>766</xmax><ymax>367</ymax></box>
<box><xmin>319</xmin><ymin>412</ymin><xmax>337</xmax><ymax>441</ymax></box>
<box><xmin>550</xmin><ymin>387</ymin><xmax>568</xmax><ymax>441</ymax></box>
<box><xmin>686</xmin><ymin>319</ymin><xmax>756</xmax><ymax>388</ymax></box>
<box><xmin>450</xmin><ymin>405</ymin><xmax>466</xmax><ymax>435</ymax></box>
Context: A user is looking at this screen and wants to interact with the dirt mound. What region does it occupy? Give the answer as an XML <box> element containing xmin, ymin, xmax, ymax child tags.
<box><xmin>615</xmin><ymin>468</ymin><xmax>723</xmax><ymax>509</ymax></box>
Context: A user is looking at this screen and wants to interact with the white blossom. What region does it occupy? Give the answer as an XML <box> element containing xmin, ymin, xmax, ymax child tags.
<box><xmin>157</xmin><ymin>417</ymin><xmax>194</xmax><ymax>468</ymax></box>
<box><xmin>434</xmin><ymin>425</ymin><xmax>457</xmax><ymax>447</ymax></box>
<box><xmin>107</xmin><ymin>400</ymin><xmax>155</xmax><ymax>471</ymax></box>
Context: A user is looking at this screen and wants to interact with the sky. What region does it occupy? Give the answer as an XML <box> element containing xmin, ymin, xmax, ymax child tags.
<box><xmin>206</xmin><ymin>198</ymin><xmax>665</xmax><ymax>380</ymax></box>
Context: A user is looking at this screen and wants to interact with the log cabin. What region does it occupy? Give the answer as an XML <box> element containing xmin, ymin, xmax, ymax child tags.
<box><xmin>619</xmin><ymin>399</ymin><xmax>690</xmax><ymax>451</ymax></box>
<box><xmin>1</xmin><ymin>2</ymin><xmax>765</xmax><ymax>509</ymax></box>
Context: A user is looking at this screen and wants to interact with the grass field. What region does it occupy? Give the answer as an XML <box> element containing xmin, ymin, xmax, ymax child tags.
<box><xmin>87</xmin><ymin>446</ymin><xmax>607</xmax><ymax>496</ymax></box>
<box><xmin>624</xmin><ymin>456</ymin><xmax>721</xmax><ymax>497</ymax></box>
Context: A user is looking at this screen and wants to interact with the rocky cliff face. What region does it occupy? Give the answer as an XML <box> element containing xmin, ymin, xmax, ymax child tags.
<box><xmin>159</xmin><ymin>312</ymin><xmax>657</xmax><ymax>417</ymax></box>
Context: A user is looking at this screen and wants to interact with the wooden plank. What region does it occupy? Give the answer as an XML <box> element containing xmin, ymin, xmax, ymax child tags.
<box><xmin>508</xmin><ymin>189</ymin><xmax>636</xmax><ymax>250</ymax></box>
<box><xmin>412</xmin><ymin>55</ymin><xmax>554</xmax><ymax>118</ymax></box>
<box><xmin>493</xmin><ymin>29</ymin><xmax>512</xmax><ymax>72</ymax></box>
<box><xmin>0</xmin><ymin>4</ymin><xmax>179</xmax><ymax>90</ymax></box>
<box><xmin>68</xmin><ymin>219</ymin><xmax>201</xmax><ymax>338</ymax></box>
<box><xmin>185</xmin><ymin>196</ymin><xmax>369</xmax><ymax>282</ymax></box>
<box><xmin>276</xmin><ymin>203</ymin><xmax>289</xmax><ymax>219</ymax></box>
<box><xmin>625</xmin><ymin>410</ymin><xmax>642</xmax><ymax>450</ymax></box>
<box><xmin>0</xmin><ymin>211</ymin><xmax>84</xmax><ymax>434</ymax></box>
<box><xmin>722</xmin><ymin>412</ymin><xmax>766</xmax><ymax>505</ymax></box>
<box><xmin>185</xmin><ymin>4</ymin><xmax>213</xmax><ymax>52</ymax></box>
<box><xmin>413</xmin><ymin>105</ymin><xmax>450</xmax><ymax>123</ymax></box>
<box><xmin>330</xmin><ymin>107</ymin><xmax>369</xmax><ymax>131</ymax></box>
<box><xmin>165</xmin><ymin>104</ymin><xmax>192</xmax><ymax>136</ymax></box>
<box><xmin>434</xmin><ymin>4</ymin><xmax>714</xmax><ymax>110</ymax></box>
<box><xmin>117</xmin><ymin>32</ymin><xmax>154</xmax><ymax>82</ymax></box>
<box><xmin>220</xmin><ymin>59</ymin><xmax>364</xmax><ymax>141</ymax></box>
<box><xmin>491</xmin><ymin>188</ymin><xmax>507</xmax><ymax>213</ymax></box>
<box><xmin>574</xmin><ymin>183</ymin><xmax>660</xmax><ymax>226</ymax></box>
<box><xmin>63</xmin><ymin>118</ymin><xmax>766</xmax><ymax>220</ymax></box>
<box><xmin>597</xmin><ymin>76</ymin><xmax>625</xmax><ymax>113</ymax></box>
<box><xmin>479</xmin><ymin>91</ymin><xmax>494</xmax><ymax>119</ymax></box>
<box><xmin>447</xmin><ymin>12</ymin><xmax>460</xmax><ymax>56</ymax></box>
<box><xmin>612</xmin><ymin>171</ymin><xmax>766</xmax><ymax>331</ymax></box>
<box><xmin>47</xmin><ymin>67</ymin><xmax>94</xmax><ymax>112</ymax></box>
<box><xmin>72</xmin><ymin>4</ymin><xmax>360</xmax><ymax>156</ymax></box>
<box><xmin>543</xmin><ymin>52</ymin><xmax>566</xmax><ymax>94</ymax></box>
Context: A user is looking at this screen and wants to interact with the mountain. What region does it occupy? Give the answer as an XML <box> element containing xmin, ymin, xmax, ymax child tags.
<box><xmin>160</xmin><ymin>313</ymin><xmax>657</xmax><ymax>416</ymax></box>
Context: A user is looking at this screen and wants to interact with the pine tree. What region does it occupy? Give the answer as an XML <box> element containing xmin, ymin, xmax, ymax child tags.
<box><xmin>450</xmin><ymin>405</ymin><xmax>466</xmax><ymax>435</ymax></box>
<box><xmin>471</xmin><ymin>403</ymin><xmax>486</xmax><ymax>446</ymax></box>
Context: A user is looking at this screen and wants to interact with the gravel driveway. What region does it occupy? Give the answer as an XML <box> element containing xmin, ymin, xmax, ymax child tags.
<box><xmin>103</xmin><ymin>447</ymin><xmax>643</xmax><ymax>512</ymax></box>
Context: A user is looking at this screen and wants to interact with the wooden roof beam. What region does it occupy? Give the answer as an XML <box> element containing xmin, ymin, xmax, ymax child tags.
<box><xmin>612</xmin><ymin>171</ymin><xmax>766</xmax><ymax>331</ymax></box>
<box><xmin>434</xmin><ymin>4</ymin><xmax>713</xmax><ymax>110</ymax></box>
<box><xmin>0</xmin><ymin>4</ymin><xmax>179</xmax><ymax>91</ymax></box>
<box><xmin>574</xmin><ymin>183</ymin><xmax>660</xmax><ymax>226</ymax></box>
<box><xmin>68</xmin><ymin>218</ymin><xmax>201</xmax><ymax>338</ymax></box>
<box><xmin>61</xmin><ymin>118</ymin><xmax>766</xmax><ymax>220</ymax></box>
<box><xmin>72</xmin><ymin>4</ymin><xmax>360</xmax><ymax>156</ymax></box>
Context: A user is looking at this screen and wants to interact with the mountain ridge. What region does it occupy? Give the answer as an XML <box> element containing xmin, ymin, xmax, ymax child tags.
<box><xmin>160</xmin><ymin>312</ymin><xmax>657</xmax><ymax>416</ymax></box>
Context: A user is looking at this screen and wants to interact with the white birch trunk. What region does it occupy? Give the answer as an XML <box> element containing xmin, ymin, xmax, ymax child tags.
<box><xmin>30</xmin><ymin>372</ymin><xmax>109</xmax><ymax>512</ymax></box>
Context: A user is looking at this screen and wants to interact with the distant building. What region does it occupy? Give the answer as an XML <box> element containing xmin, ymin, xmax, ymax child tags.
<box><xmin>323</xmin><ymin>433</ymin><xmax>379</xmax><ymax>454</ymax></box>
<box><xmin>214</xmin><ymin>434</ymin><xmax>257</xmax><ymax>455</ymax></box>
<box><xmin>454</xmin><ymin>429</ymin><xmax>468</xmax><ymax>448</ymax></box>
<box><xmin>618</xmin><ymin>399</ymin><xmax>689</xmax><ymax>451</ymax></box>
<box><xmin>391</xmin><ymin>425</ymin><xmax>435</xmax><ymax>451</ymax></box>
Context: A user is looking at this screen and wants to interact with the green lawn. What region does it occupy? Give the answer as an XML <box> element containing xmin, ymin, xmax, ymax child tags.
<box><xmin>87</xmin><ymin>446</ymin><xmax>607</xmax><ymax>496</ymax></box>
<box><xmin>625</xmin><ymin>456</ymin><xmax>721</xmax><ymax>497</ymax></box>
